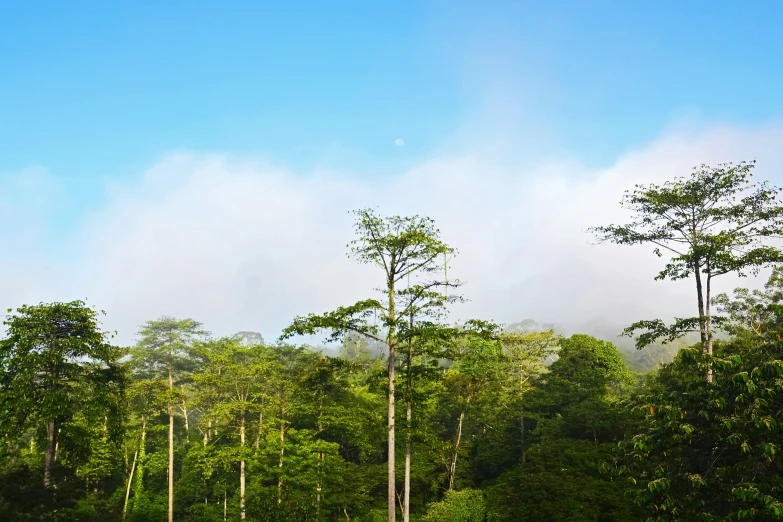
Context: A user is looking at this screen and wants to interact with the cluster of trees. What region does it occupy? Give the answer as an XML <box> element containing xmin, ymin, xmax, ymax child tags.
<box><xmin>3</xmin><ymin>161</ymin><xmax>783</xmax><ymax>521</ymax></box>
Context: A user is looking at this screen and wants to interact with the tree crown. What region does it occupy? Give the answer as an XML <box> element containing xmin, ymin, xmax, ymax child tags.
<box><xmin>590</xmin><ymin>161</ymin><xmax>783</xmax><ymax>281</ymax></box>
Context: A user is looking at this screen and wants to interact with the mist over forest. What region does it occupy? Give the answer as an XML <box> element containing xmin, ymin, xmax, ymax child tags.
<box><xmin>6</xmin><ymin>160</ymin><xmax>783</xmax><ymax>522</ymax></box>
<box><xmin>313</xmin><ymin>317</ymin><xmax>690</xmax><ymax>374</ymax></box>
<box><xmin>3</xmin><ymin>2</ymin><xmax>783</xmax><ymax>521</ymax></box>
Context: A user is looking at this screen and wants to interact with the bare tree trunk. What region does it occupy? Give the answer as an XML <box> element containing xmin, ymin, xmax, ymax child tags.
<box><xmin>181</xmin><ymin>392</ymin><xmax>189</xmax><ymax>438</ymax></box>
<box><xmin>278</xmin><ymin>417</ymin><xmax>285</xmax><ymax>504</ymax></box>
<box><xmin>204</xmin><ymin>419</ymin><xmax>209</xmax><ymax>447</ymax></box>
<box><xmin>693</xmin><ymin>259</ymin><xmax>711</xmax><ymax>382</ymax></box>
<box><xmin>136</xmin><ymin>417</ymin><xmax>147</xmax><ymax>495</ymax></box>
<box><xmin>223</xmin><ymin>493</ymin><xmax>227</xmax><ymax>521</ymax></box>
<box><xmin>44</xmin><ymin>419</ymin><xmax>57</xmax><ymax>488</ymax></box>
<box><xmin>123</xmin><ymin>449</ymin><xmax>138</xmax><ymax>522</ymax></box>
<box><xmin>706</xmin><ymin>270</ymin><xmax>714</xmax><ymax>383</ymax></box>
<box><xmin>520</xmin><ymin>403</ymin><xmax>526</xmax><ymax>465</ymax></box>
<box><xmin>694</xmin><ymin>260</ymin><xmax>707</xmax><ymax>345</ymax></box>
<box><xmin>316</xmin><ymin>469</ymin><xmax>322</xmax><ymax>508</ymax></box>
<box><xmin>387</xmin><ymin>282</ymin><xmax>397</xmax><ymax>522</ymax></box>
<box><xmin>403</xmin><ymin>326</ymin><xmax>412</xmax><ymax>522</ymax></box>
<box><xmin>254</xmin><ymin>412</ymin><xmax>263</xmax><ymax>450</ymax></box>
<box><xmin>449</xmin><ymin>397</ymin><xmax>472</xmax><ymax>492</ymax></box>
<box><xmin>448</xmin><ymin>410</ymin><xmax>465</xmax><ymax>491</ymax></box>
<box><xmin>404</xmin><ymin>399</ymin><xmax>411</xmax><ymax>522</ymax></box>
<box><xmin>317</xmin><ymin>396</ymin><xmax>324</xmax><ymax>514</ymax></box>
<box><xmin>124</xmin><ymin>418</ymin><xmax>146</xmax><ymax>519</ymax></box>
<box><xmin>168</xmin><ymin>365</ymin><xmax>174</xmax><ymax>522</ymax></box>
<box><xmin>240</xmin><ymin>417</ymin><xmax>246</xmax><ymax>520</ymax></box>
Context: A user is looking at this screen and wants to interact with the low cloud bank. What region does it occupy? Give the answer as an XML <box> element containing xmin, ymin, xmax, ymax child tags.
<box><xmin>2</xmin><ymin>124</ymin><xmax>783</xmax><ymax>345</ymax></box>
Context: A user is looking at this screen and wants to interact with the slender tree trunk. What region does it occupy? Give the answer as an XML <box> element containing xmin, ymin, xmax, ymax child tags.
<box><xmin>223</xmin><ymin>493</ymin><xmax>227</xmax><ymax>521</ymax></box>
<box><xmin>168</xmin><ymin>365</ymin><xmax>175</xmax><ymax>522</ymax></box>
<box><xmin>240</xmin><ymin>416</ymin><xmax>246</xmax><ymax>520</ymax></box>
<box><xmin>135</xmin><ymin>417</ymin><xmax>147</xmax><ymax>495</ymax></box>
<box><xmin>255</xmin><ymin>412</ymin><xmax>263</xmax><ymax>450</ymax></box>
<box><xmin>404</xmin><ymin>399</ymin><xmax>411</xmax><ymax>522</ymax></box>
<box><xmin>123</xmin><ymin>449</ymin><xmax>138</xmax><ymax>522</ymax></box>
<box><xmin>182</xmin><ymin>393</ymin><xmax>189</xmax><ymax>438</ymax></box>
<box><xmin>316</xmin><ymin>472</ymin><xmax>322</xmax><ymax>508</ymax></box>
<box><xmin>278</xmin><ymin>415</ymin><xmax>285</xmax><ymax>504</ymax></box>
<box><xmin>403</xmin><ymin>324</ymin><xmax>412</xmax><ymax>522</ymax></box>
<box><xmin>387</xmin><ymin>279</ymin><xmax>397</xmax><ymax>522</ymax></box>
<box><xmin>343</xmin><ymin>322</ymin><xmax>348</xmax><ymax>361</ymax></box>
<box><xmin>693</xmin><ymin>259</ymin><xmax>711</xmax><ymax>383</ymax></box>
<box><xmin>520</xmin><ymin>403</ymin><xmax>526</xmax><ymax>465</ymax></box>
<box><xmin>449</xmin><ymin>396</ymin><xmax>471</xmax><ymax>492</ymax></box>
<box><xmin>694</xmin><ymin>260</ymin><xmax>707</xmax><ymax>344</ymax></box>
<box><xmin>448</xmin><ymin>410</ymin><xmax>465</xmax><ymax>491</ymax></box>
<box><xmin>317</xmin><ymin>396</ymin><xmax>324</xmax><ymax>513</ymax></box>
<box><xmin>706</xmin><ymin>269</ymin><xmax>714</xmax><ymax>383</ymax></box>
<box><xmin>44</xmin><ymin>419</ymin><xmax>58</xmax><ymax>488</ymax></box>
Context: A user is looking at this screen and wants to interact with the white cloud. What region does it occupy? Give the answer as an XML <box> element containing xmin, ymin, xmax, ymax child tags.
<box><xmin>3</xmin><ymin>123</ymin><xmax>783</xmax><ymax>345</ymax></box>
<box><xmin>0</xmin><ymin>166</ymin><xmax>66</xmax><ymax>306</ymax></box>
<box><xmin>395</xmin><ymin>138</ymin><xmax>405</xmax><ymax>147</ymax></box>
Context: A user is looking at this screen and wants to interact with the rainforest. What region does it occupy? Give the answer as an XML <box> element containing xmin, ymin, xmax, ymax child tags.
<box><xmin>4</xmin><ymin>162</ymin><xmax>783</xmax><ymax>521</ymax></box>
<box><xmin>3</xmin><ymin>3</ymin><xmax>783</xmax><ymax>521</ymax></box>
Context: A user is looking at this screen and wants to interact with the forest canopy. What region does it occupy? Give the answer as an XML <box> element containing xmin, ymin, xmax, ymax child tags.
<box><xmin>3</xmin><ymin>162</ymin><xmax>783</xmax><ymax>521</ymax></box>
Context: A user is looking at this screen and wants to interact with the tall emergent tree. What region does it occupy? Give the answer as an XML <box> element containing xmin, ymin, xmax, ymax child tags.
<box><xmin>0</xmin><ymin>301</ymin><xmax>126</xmax><ymax>490</ymax></box>
<box><xmin>617</xmin><ymin>268</ymin><xmax>783</xmax><ymax>521</ymax></box>
<box><xmin>194</xmin><ymin>338</ymin><xmax>265</xmax><ymax>520</ymax></box>
<box><xmin>123</xmin><ymin>371</ymin><xmax>167</xmax><ymax>521</ymax></box>
<box><xmin>281</xmin><ymin>208</ymin><xmax>456</xmax><ymax>522</ymax></box>
<box><xmin>133</xmin><ymin>317</ymin><xmax>207</xmax><ymax>522</ymax></box>
<box><xmin>395</xmin><ymin>278</ymin><xmax>464</xmax><ymax>521</ymax></box>
<box><xmin>590</xmin><ymin>161</ymin><xmax>783</xmax><ymax>381</ymax></box>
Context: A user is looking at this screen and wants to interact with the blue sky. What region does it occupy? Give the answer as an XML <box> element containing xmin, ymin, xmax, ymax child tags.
<box><xmin>2</xmin><ymin>1</ymin><xmax>783</xmax><ymax>341</ymax></box>
<box><xmin>2</xmin><ymin>1</ymin><xmax>781</xmax><ymax>179</ymax></box>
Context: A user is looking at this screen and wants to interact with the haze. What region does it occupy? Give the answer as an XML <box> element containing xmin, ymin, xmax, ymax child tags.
<box><xmin>2</xmin><ymin>2</ymin><xmax>782</xmax><ymax>345</ymax></box>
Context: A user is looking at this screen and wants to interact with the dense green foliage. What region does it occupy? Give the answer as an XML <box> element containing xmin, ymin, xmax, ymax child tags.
<box><xmin>590</xmin><ymin>161</ymin><xmax>783</xmax><ymax>382</ymax></box>
<box><xmin>614</xmin><ymin>268</ymin><xmax>783</xmax><ymax>521</ymax></box>
<box><xmin>4</xmin><ymin>164</ymin><xmax>783</xmax><ymax>520</ymax></box>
